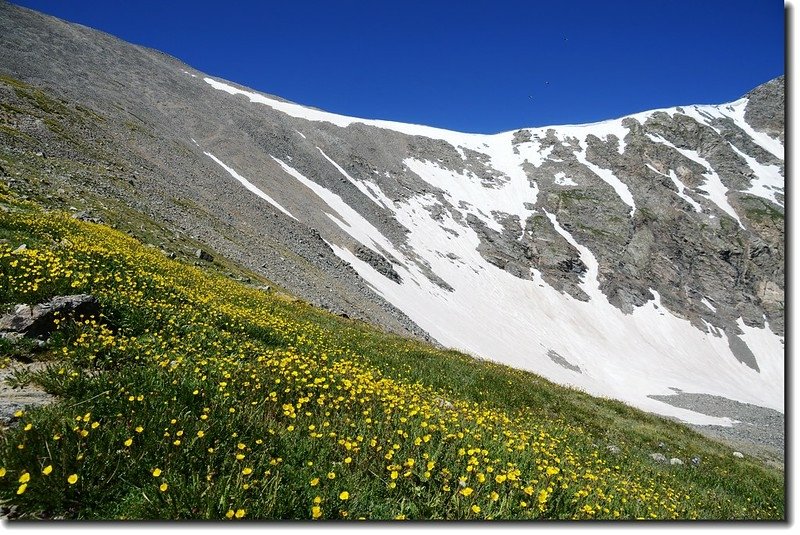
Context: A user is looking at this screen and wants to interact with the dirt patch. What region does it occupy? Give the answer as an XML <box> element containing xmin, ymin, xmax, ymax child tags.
<box><xmin>0</xmin><ymin>361</ymin><xmax>54</xmax><ymax>427</ymax></box>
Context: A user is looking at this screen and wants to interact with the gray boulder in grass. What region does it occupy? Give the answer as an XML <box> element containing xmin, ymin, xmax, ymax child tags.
<box><xmin>0</xmin><ymin>294</ymin><xmax>100</xmax><ymax>339</ymax></box>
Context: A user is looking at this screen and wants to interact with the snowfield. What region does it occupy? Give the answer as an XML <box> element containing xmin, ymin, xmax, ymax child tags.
<box><xmin>205</xmin><ymin>76</ymin><xmax>784</xmax><ymax>427</ymax></box>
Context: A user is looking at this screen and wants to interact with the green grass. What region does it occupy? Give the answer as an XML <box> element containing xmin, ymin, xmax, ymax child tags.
<box><xmin>0</xmin><ymin>179</ymin><xmax>784</xmax><ymax>521</ymax></box>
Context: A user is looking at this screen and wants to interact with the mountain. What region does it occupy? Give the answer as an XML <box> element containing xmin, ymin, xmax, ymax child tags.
<box><xmin>0</xmin><ymin>2</ymin><xmax>784</xmax><ymax>453</ymax></box>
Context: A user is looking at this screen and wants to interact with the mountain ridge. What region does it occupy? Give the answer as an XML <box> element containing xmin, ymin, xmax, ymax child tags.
<box><xmin>206</xmin><ymin>71</ymin><xmax>782</xmax><ymax>138</ymax></box>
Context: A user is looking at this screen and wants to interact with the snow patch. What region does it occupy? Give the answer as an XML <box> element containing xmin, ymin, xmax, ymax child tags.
<box><xmin>553</xmin><ymin>171</ymin><xmax>577</xmax><ymax>186</ymax></box>
<box><xmin>728</xmin><ymin>144</ymin><xmax>784</xmax><ymax>206</ymax></box>
<box><xmin>680</xmin><ymin>106</ymin><xmax>723</xmax><ymax>135</ymax></box>
<box><xmin>649</xmin><ymin>135</ymin><xmax>743</xmax><ymax>227</ymax></box>
<box><xmin>515</xmin><ymin>140</ymin><xmax>553</xmax><ymax>168</ymax></box>
<box><xmin>573</xmin><ymin>138</ymin><xmax>636</xmax><ymax>216</ymax></box>
<box><xmin>724</xmin><ymin>99</ymin><xmax>784</xmax><ymax>160</ymax></box>
<box><xmin>646</xmin><ymin>164</ymin><xmax>702</xmax><ymax>212</ymax></box>
<box><xmin>271</xmin><ymin>156</ymin><xmax>406</xmax><ymax>267</ymax></box>
<box><xmin>204</xmin><ymin>76</ymin><xmax>486</xmax><ymax>147</ymax></box>
<box><xmin>701</xmin><ymin>297</ymin><xmax>717</xmax><ymax>312</ymax></box>
<box><xmin>545</xmin><ymin>211</ymin><xmax>600</xmax><ymax>297</ymax></box>
<box><xmin>404</xmin><ymin>157</ymin><xmax>534</xmax><ymax>234</ymax></box>
<box><xmin>203</xmin><ymin>152</ymin><xmax>297</xmax><ymax>220</ymax></box>
<box><xmin>546</xmin><ymin>118</ymin><xmax>631</xmax><ymax>155</ymax></box>
<box><xmin>316</xmin><ymin>147</ymin><xmax>390</xmax><ymax>209</ymax></box>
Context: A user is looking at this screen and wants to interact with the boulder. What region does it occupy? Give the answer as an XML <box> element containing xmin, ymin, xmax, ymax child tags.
<box><xmin>195</xmin><ymin>249</ymin><xmax>214</xmax><ymax>262</ymax></box>
<box><xmin>71</xmin><ymin>211</ymin><xmax>103</xmax><ymax>224</ymax></box>
<box><xmin>353</xmin><ymin>245</ymin><xmax>401</xmax><ymax>283</ymax></box>
<box><xmin>0</xmin><ymin>294</ymin><xmax>100</xmax><ymax>339</ymax></box>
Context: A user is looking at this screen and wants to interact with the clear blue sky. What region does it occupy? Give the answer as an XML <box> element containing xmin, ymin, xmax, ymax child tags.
<box><xmin>14</xmin><ymin>0</ymin><xmax>785</xmax><ymax>134</ymax></box>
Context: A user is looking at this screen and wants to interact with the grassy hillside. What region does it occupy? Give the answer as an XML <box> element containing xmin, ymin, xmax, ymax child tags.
<box><xmin>0</xmin><ymin>182</ymin><xmax>784</xmax><ymax>520</ymax></box>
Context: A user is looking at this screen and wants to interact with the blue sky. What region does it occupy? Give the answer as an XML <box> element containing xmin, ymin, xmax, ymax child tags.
<box><xmin>14</xmin><ymin>0</ymin><xmax>785</xmax><ymax>134</ymax></box>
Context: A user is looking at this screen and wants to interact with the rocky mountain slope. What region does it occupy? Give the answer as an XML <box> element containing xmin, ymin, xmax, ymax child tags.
<box><xmin>0</xmin><ymin>3</ymin><xmax>784</xmax><ymax>450</ymax></box>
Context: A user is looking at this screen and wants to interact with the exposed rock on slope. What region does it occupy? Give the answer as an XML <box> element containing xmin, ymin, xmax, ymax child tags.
<box><xmin>0</xmin><ymin>294</ymin><xmax>100</xmax><ymax>340</ymax></box>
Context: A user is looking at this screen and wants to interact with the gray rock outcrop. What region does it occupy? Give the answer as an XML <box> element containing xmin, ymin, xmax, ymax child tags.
<box><xmin>0</xmin><ymin>294</ymin><xmax>100</xmax><ymax>339</ymax></box>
